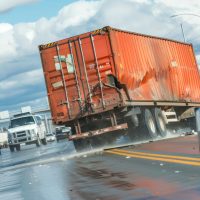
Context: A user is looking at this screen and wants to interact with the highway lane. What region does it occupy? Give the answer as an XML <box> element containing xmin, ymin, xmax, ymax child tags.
<box><xmin>0</xmin><ymin>135</ymin><xmax>200</xmax><ymax>200</ymax></box>
<box><xmin>70</xmin><ymin>135</ymin><xmax>200</xmax><ymax>200</ymax></box>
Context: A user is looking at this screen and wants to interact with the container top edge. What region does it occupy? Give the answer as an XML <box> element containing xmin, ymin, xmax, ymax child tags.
<box><xmin>39</xmin><ymin>26</ymin><xmax>192</xmax><ymax>50</ymax></box>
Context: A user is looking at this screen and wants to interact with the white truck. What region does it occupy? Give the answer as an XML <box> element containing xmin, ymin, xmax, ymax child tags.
<box><xmin>8</xmin><ymin>112</ymin><xmax>47</xmax><ymax>152</ymax></box>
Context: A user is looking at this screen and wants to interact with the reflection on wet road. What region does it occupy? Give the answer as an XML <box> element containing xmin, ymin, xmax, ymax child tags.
<box><xmin>0</xmin><ymin>136</ymin><xmax>200</xmax><ymax>200</ymax></box>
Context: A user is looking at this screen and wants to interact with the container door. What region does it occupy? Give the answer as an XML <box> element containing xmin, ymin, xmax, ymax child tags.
<box><xmin>41</xmin><ymin>32</ymin><xmax>120</xmax><ymax>123</ymax></box>
<box><xmin>75</xmin><ymin>35</ymin><xmax>106</xmax><ymax>112</ymax></box>
<box><xmin>74</xmin><ymin>34</ymin><xmax>118</xmax><ymax>114</ymax></box>
<box><xmin>52</xmin><ymin>42</ymin><xmax>85</xmax><ymax>120</ymax></box>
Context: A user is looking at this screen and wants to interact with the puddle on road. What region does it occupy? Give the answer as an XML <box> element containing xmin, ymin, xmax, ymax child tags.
<box><xmin>108</xmin><ymin>180</ymin><xmax>136</xmax><ymax>191</ymax></box>
<box><xmin>78</xmin><ymin>167</ymin><xmax>127</xmax><ymax>179</ymax></box>
<box><xmin>0</xmin><ymin>128</ymin><xmax>194</xmax><ymax>173</ymax></box>
<box><xmin>0</xmin><ymin>149</ymin><xmax>104</xmax><ymax>173</ymax></box>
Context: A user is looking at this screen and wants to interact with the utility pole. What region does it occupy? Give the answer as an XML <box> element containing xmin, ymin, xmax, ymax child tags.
<box><xmin>180</xmin><ymin>23</ymin><xmax>186</xmax><ymax>42</ymax></box>
<box><xmin>170</xmin><ymin>13</ymin><xmax>200</xmax><ymax>43</ymax></box>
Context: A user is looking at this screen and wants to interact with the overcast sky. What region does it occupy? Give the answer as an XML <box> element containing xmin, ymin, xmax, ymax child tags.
<box><xmin>0</xmin><ymin>0</ymin><xmax>200</xmax><ymax>112</ymax></box>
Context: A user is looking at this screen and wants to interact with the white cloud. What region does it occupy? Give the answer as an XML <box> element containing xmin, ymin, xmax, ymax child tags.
<box><xmin>0</xmin><ymin>0</ymin><xmax>200</xmax><ymax>111</ymax></box>
<box><xmin>1</xmin><ymin>69</ymin><xmax>43</xmax><ymax>88</ymax></box>
<box><xmin>54</xmin><ymin>1</ymin><xmax>101</xmax><ymax>30</ymax></box>
<box><xmin>160</xmin><ymin>0</ymin><xmax>200</xmax><ymax>13</ymax></box>
<box><xmin>0</xmin><ymin>24</ymin><xmax>17</xmax><ymax>61</ymax></box>
<box><xmin>0</xmin><ymin>23</ymin><xmax>13</xmax><ymax>33</ymax></box>
<box><xmin>0</xmin><ymin>68</ymin><xmax>45</xmax><ymax>110</ymax></box>
<box><xmin>0</xmin><ymin>1</ymin><xmax>101</xmax><ymax>62</ymax></box>
<box><xmin>0</xmin><ymin>0</ymin><xmax>39</xmax><ymax>13</ymax></box>
<box><xmin>0</xmin><ymin>69</ymin><xmax>44</xmax><ymax>98</ymax></box>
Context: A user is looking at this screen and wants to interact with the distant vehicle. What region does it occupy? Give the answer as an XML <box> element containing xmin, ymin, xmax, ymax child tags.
<box><xmin>46</xmin><ymin>133</ymin><xmax>56</xmax><ymax>142</ymax></box>
<box><xmin>0</xmin><ymin>130</ymin><xmax>8</xmax><ymax>148</ymax></box>
<box><xmin>8</xmin><ymin>112</ymin><xmax>47</xmax><ymax>152</ymax></box>
<box><xmin>55</xmin><ymin>126</ymin><xmax>71</xmax><ymax>142</ymax></box>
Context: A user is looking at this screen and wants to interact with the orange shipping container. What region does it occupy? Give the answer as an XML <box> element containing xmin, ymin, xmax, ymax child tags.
<box><xmin>39</xmin><ymin>26</ymin><xmax>200</xmax><ymax>125</ymax></box>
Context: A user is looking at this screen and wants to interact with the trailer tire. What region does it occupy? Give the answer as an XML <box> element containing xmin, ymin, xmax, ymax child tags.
<box><xmin>41</xmin><ymin>138</ymin><xmax>47</xmax><ymax>145</ymax></box>
<box><xmin>103</xmin><ymin>134</ymin><xmax>116</xmax><ymax>145</ymax></box>
<box><xmin>73</xmin><ymin>139</ymin><xmax>84</xmax><ymax>152</ymax></box>
<box><xmin>91</xmin><ymin>136</ymin><xmax>105</xmax><ymax>148</ymax></box>
<box><xmin>154</xmin><ymin>108</ymin><xmax>167</xmax><ymax>137</ymax></box>
<box><xmin>142</xmin><ymin>109</ymin><xmax>158</xmax><ymax>139</ymax></box>
<box><xmin>127</xmin><ymin>115</ymin><xmax>139</xmax><ymax>141</ymax></box>
<box><xmin>16</xmin><ymin>144</ymin><xmax>21</xmax><ymax>151</ymax></box>
<box><xmin>9</xmin><ymin>145</ymin><xmax>15</xmax><ymax>152</ymax></box>
<box><xmin>128</xmin><ymin>114</ymin><xmax>139</xmax><ymax>128</ymax></box>
<box><xmin>73</xmin><ymin>139</ymin><xmax>91</xmax><ymax>152</ymax></box>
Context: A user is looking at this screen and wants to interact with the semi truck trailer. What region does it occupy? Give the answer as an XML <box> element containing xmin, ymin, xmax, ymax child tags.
<box><xmin>39</xmin><ymin>26</ymin><xmax>200</xmax><ymax>151</ymax></box>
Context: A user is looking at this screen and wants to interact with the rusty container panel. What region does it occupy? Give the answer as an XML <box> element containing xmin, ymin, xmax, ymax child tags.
<box><xmin>110</xmin><ymin>28</ymin><xmax>200</xmax><ymax>102</ymax></box>
<box><xmin>39</xmin><ymin>29</ymin><xmax>121</xmax><ymax>124</ymax></box>
<box><xmin>39</xmin><ymin>27</ymin><xmax>200</xmax><ymax>125</ymax></box>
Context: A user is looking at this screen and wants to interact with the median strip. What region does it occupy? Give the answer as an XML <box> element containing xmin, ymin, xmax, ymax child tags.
<box><xmin>105</xmin><ymin>149</ymin><xmax>200</xmax><ymax>166</ymax></box>
<box><xmin>112</xmin><ymin>149</ymin><xmax>200</xmax><ymax>162</ymax></box>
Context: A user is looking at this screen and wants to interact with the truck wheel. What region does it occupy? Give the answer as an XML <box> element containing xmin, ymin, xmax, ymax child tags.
<box><xmin>73</xmin><ymin>139</ymin><xmax>83</xmax><ymax>152</ymax></box>
<box><xmin>103</xmin><ymin>134</ymin><xmax>116</xmax><ymax>146</ymax></box>
<box><xmin>41</xmin><ymin>138</ymin><xmax>47</xmax><ymax>145</ymax></box>
<box><xmin>142</xmin><ymin>109</ymin><xmax>158</xmax><ymax>139</ymax></box>
<box><xmin>91</xmin><ymin>136</ymin><xmax>104</xmax><ymax>148</ymax></box>
<box><xmin>128</xmin><ymin>114</ymin><xmax>139</xmax><ymax>129</ymax></box>
<box><xmin>154</xmin><ymin>108</ymin><xmax>167</xmax><ymax>137</ymax></box>
<box><xmin>16</xmin><ymin>144</ymin><xmax>21</xmax><ymax>151</ymax></box>
<box><xmin>127</xmin><ymin>110</ymin><xmax>140</xmax><ymax>141</ymax></box>
<box><xmin>9</xmin><ymin>145</ymin><xmax>15</xmax><ymax>152</ymax></box>
<box><xmin>73</xmin><ymin>139</ymin><xmax>90</xmax><ymax>152</ymax></box>
<box><xmin>36</xmin><ymin>137</ymin><xmax>41</xmax><ymax>147</ymax></box>
<box><xmin>127</xmin><ymin>119</ymin><xmax>138</xmax><ymax>141</ymax></box>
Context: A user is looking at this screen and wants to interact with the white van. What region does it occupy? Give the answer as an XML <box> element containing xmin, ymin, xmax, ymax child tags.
<box><xmin>8</xmin><ymin>113</ymin><xmax>47</xmax><ymax>152</ymax></box>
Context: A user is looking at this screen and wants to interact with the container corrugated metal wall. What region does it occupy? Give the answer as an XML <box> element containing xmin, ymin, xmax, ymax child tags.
<box><xmin>110</xmin><ymin>28</ymin><xmax>200</xmax><ymax>102</ymax></box>
<box><xmin>39</xmin><ymin>29</ymin><xmax>120</xmax><ymax>123</ymax></box>
<box><xmin>39</xmin><ymin>27</ymin><xmax>200</xmax><ymax>124</ymax></box>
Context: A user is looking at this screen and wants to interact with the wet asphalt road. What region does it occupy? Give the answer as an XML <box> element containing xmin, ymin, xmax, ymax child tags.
<box><xmin>0</xmin><ymin>135</ymin><xmax>200</xmax><ymax>200</ymax></box>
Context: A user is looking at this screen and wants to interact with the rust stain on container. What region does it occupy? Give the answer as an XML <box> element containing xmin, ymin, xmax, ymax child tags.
<box><xmin>39</xmin><ymin>26</ymin><xmax>200</xmax><ymax>124</ymax></box>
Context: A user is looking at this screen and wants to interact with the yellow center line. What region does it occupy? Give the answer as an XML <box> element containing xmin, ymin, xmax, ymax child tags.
<box><xmin>105</xmin><ymin>150</ymin><xmax>200</xmax><ymax>166</ymax></box>
<box><xmin>111</xmin><ymin>148</ymin><xmax>200</xmax><ymax>162</ymax></box>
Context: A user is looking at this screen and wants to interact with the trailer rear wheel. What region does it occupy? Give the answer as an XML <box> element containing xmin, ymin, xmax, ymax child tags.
<box><xmin>9</xmin><ymin>145</ymin><xmax>15</xmax><ymax>152</ymax></box>
<box><xmin>90</xmin><ymin>134</ymin><xmax>116</xmax><ymax>149</ymax></box>
<box><xmin>16</xmin><ymin>144</ymin><xmax>21</xmax><ymax>151</ymax></box>
<box><xmin>127</xmin><ymin>113</ymin><xmax>139</xmax><ymax>141</ymax></box>
<box><xmin>41</xmin><ymin>138</ymin><xmax>47</xmax><ymax>145</ymax></box>
<box><xmin>127</xmin><ymin>125</ymin><xmax>138</xmax><ymax>141</ymax></box>
<box><xmin>154</xmin><ymin>108</ymin><xmax>167</xmax><ymax>137</ymax></box>
<box><xmin>103</xmin><ymin>134</ymin><xmax>117</xmax><ymax>146</ymax></box>
<box><xmin>73</xmin><ymin>140</ymin><xmax>81</xmax><ymax>152</ymax></box>
<box><xmin>142</xmin><ymin>109</ymin><xmax>158</xmax><ymax>139</ymax></box>
<box><xmin>91</xmin><ymin>136</ymin><xmax>104</xmax><ymax>148</ymax></box>
<box><xmin>73</xmin><ymin>139</ymin><xmax>91</xmax><ymax>152</ymax></box>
